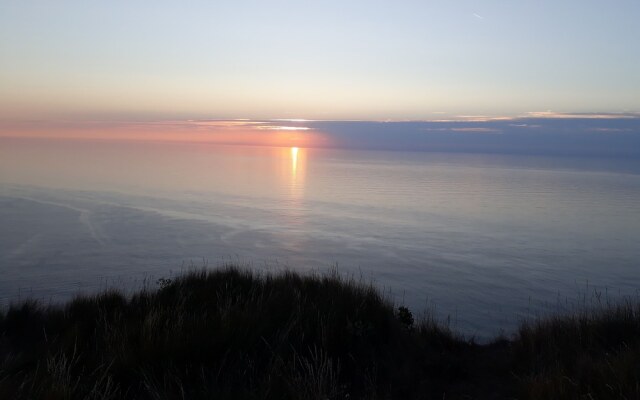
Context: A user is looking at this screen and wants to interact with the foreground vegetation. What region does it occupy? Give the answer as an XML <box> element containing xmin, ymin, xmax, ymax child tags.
<box><xmin>0</xmin><ymin>267</ymin><xmax>638</xmax><ymax>399</ymax></box>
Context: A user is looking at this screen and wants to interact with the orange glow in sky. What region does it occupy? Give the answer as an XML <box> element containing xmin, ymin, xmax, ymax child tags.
<box><xmin>0</xmin><ymin>120</ymin><xmax>331</xmax><ymax>149</ymax></box>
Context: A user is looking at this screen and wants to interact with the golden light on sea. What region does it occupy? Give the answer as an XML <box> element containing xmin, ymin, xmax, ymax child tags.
<box><xmin>291</xmin><ymin>146</ymin><xmax>299</xmax><ymax>176</ymax></box>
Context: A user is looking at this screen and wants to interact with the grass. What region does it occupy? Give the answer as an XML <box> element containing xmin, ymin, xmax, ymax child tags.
<box><xmin>0</xmin><ymin>267</ymin><xmax>638</xmax><ymax>399</ymax></box>
<box><xmin>514</xmin><ymin>301</ymin><xmax>640</xmax><ymax>399</ymax></box>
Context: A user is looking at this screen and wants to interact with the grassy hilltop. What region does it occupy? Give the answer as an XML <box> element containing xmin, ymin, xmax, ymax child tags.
<box><xmin>0</xmin><ymin>267</ymin><xmax>638</xmax><ymax>399</ymax></box>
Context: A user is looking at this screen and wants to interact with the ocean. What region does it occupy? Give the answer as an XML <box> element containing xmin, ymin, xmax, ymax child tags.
<box><xmin>1</xmin><ymin>137</ymin><xmax>639</xmax><ymax>339</ymax></box>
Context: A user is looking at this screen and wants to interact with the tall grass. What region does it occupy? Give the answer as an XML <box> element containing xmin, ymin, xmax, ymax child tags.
<box><xmin>0</xmin><ymin>266</ymin><xmax>637</xmax><ymax>399</ymax></box>
<box><xmin>513</xmin><ymin>301</ymin><xmax>640</xmax><ymax>399</ymax></box>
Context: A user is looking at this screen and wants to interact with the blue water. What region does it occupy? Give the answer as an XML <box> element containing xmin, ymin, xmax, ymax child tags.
<box><xmin>1</xmin><ymin>138</ymin><xmax>639</xmax><ymax>339</ymax></box>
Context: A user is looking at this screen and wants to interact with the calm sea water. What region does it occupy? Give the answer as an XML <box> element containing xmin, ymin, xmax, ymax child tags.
<box><xmin>1</xmin><ymin>138</ymin><xmax>639</xmax><ymax>338</ymax></box>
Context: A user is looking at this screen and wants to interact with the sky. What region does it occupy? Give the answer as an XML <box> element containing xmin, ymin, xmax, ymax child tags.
<box><xmin>1</xmin><ymin>1</ymin><xmax>639</xmax><ymax>121</ymax></box>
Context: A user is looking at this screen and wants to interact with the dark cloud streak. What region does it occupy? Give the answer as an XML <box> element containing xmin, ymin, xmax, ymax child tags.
<box><xmin>307</xmin><ymin>116</ymin><xmax>640</xmax><ymax>158</ymax></box>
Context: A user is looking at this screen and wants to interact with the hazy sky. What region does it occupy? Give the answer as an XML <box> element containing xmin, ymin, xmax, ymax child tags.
<box><xmin>1</xmin><ymin>1</ymin><xmax>639</xmax><ymax>120</ymax></box>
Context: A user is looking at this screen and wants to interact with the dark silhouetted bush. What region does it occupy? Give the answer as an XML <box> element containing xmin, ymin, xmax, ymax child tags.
<box><xmin>0</xmin><ymin>266</ymin><xmax>637</xmax><ymax>399</ymax></box>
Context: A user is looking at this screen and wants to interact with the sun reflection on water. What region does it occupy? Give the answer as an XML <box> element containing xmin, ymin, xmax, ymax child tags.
<box><xmin>291</xmin><ymin>146</ymin><xmax>299</xmax><ymax>176</ymax></box>
<box><xmin>286</xmin><ymin>146</ymin><xmax>305</xmax><ymax>210</ymax></box>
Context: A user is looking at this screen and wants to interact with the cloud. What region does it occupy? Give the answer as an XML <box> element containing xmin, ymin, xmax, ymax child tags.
<box><xmin>305</xmin><ymin>117</ymin><xmax>640</xmax><ymax>156</ymax></box>
<box><xmin>422</xmin><ymin>127</ymin><xmax>501</xmax><ymax>133</ymax></box>
<box><xmin>2</xmin><ymin>115</ymin><xmax>640</xmax><ymax>157</ymax></box>
<box><xmin>443</xmin><ymin>115</ymin><xmax>515</xmax><ymax>122</ymax></box>
<box><xmin>588</xmin><ymin>127</ymin><xmax>632</xmax><ymax>133</ymax></box>
<box><xmin>509</xmin><ymin>124</ymin><xmax>541</xmax><ymax>128</ymax></box>
<box><xmin>256</xmin><ymin>125</ymin><xmax>311</xmax><ymax>131</ymax></box>
<box><xmin>450</xmin><ymin>127</ymin><xmax>501</xmax><ymax>133</ymax></box>
<box><xmin>524</xmin><ymin>111</ymin><xmax>639</xmax><ymax>119</ymax></box>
